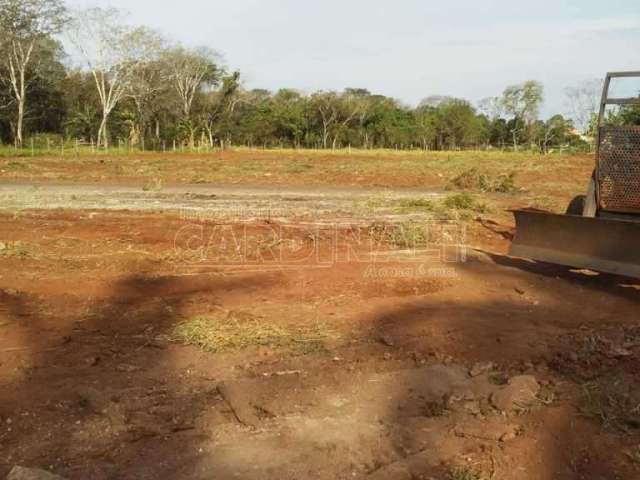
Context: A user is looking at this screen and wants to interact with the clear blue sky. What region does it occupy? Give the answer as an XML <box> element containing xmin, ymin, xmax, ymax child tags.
<box><xmin>68</xmin><ymin>0</ymin><xmax>640</xmax><ymax>118</ymax></box>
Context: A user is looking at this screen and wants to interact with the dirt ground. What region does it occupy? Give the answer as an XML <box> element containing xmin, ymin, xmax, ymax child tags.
<box><xmin>2</xmin><ymin>151</ymin><xmax>640</xmax><ymax>480</ymax></box>
<box><xmin>0</xmin><ymin>149</ymin><xmax>593</xmax><ymax>203</ymax></box>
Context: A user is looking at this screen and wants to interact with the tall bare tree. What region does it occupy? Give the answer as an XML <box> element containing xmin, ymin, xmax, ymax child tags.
<box><xmin>477</xmin><ymin>96</ymin><xmax>504</xmax><ymax>120</ymax></box>
<box><xmin>0</xmin><ymin>0</ymin><xmax>67</xmax><ymax>147</ymax></box>
<box><xmin>311</xmin><ymin>92</ymin><xmax>339</xmax><ymax>149</ymax></box>
<box><xmin>68</xmin><ymin>7</ymin><xmax>156</xmax><ymax>148</ymax></box>
<box><xmin>163</xmin><ymin>46</ymin><xmax>220</xmax><ymax>146</ymax></box>
<box><xmin>565</xmin><ymin>79</ymin><xmax>602</xmax><ymax>134</ymax></box>
<box><xmin>122</xmin><ymin>27</ymin><xmax>165</xmax><ymax>146</ymax></box>
<box><xmin>332</xmin><ymin>91</ymin><xmax>365</xmax><ymax>149</ymax></box>
<box><xmin>501</xmin><ymin>80</ymin><xmax>544</xmax><ymax>150</ymax></box>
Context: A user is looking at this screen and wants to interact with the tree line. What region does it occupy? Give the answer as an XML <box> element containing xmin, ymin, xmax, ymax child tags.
<box><xmin>0</xmin><ymin>0</ymin><xmax>621</xmax><ymax>153</ymax></box>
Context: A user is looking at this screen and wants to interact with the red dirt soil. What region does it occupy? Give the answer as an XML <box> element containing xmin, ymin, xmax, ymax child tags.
<box><xmin>1</xmin><ymin>209</ymin><xmax>640</xmax><ymax>479</ymax></box>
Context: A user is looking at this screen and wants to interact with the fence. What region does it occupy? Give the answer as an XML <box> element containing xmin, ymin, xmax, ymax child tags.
<box><xmin>0</xmin><ymin>136</ymin><xmax>594</xmax><ymax>157</ymax></box>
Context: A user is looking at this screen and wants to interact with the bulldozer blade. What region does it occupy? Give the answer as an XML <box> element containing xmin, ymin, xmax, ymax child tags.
<box><xmin>510</xmin><ymin>210</ymin><xmax>640</xmax><ymax>279</ymax></box>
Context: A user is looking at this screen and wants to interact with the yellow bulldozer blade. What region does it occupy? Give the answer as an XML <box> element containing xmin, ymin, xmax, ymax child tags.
<box><xmin>510</xmin><ymin>209</ymin><xmax>640</xmax><ymax>279</ymax></box>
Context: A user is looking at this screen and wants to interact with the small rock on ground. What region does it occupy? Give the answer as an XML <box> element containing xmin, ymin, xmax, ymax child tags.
<box><xmin>217</xmin><ymin>381</ymin><xmax>261</xmax><ymax>427</ymax></box>
<box><xmin>469</xmin><ymin>361</ymin><xmax>494</xmax><ymax>377</ymax></box>
<box><xmin>455</xmin><ymin>421</ymin><xmax>520</xmax><ymax>442</ymax></box>
<box><xmin>491</xmin><ymin>375</ymin><xmax>540</xmax><ymax>412</ymax></box>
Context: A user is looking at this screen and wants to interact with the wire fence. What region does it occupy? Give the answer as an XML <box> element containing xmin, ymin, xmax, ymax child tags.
<box><xmin>0</xmin><ymin>136</ymin><xmax>593</xmax><ymax>158</ymax></box>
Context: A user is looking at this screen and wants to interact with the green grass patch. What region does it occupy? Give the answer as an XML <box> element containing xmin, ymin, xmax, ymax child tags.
<box><xmin>443</xmin><ymin>193</ymin><xmax>476</xmax><ymax>210</ymax></box>
<box><xmin>396</xmin><ymin>197</ymin><xmax>436</xmax><ymax>211</ymax></box>
<box><xmin>442</xmin><ymin>193</ymin><xmax>488</xmax><ymax>212</ymax></box>
<box><xmin>5</xmin><ymin>160</ymin><xmax>28</xmax><ymax>170</ymax></box>
<box><xmin>625</xmin><ymin>445</ymin><xmax>640</xmax><ymax>469</ymax></box>
<box><xmin>385</xmin><ymin>221</ymin><xmax>431</xmax><ymax>248</ymax></box>
<box><xmin>488</xmin><ymin>372</ymin><xmax>509</xmax><ymax>386</ymax></box>
<box><xmin>142</xmin><ymin>177</ymin><xmax>163</xmax><ymax>191</ymax></box>
<box><xmin>449</xmin><ymin>168</ymin><xmax>518</xmax><ymax>193</ymax></box>
<box><xmin>525</xmin><ymin>195</ymin><xmax>561</xmax><ymax>212</ymax></box>
<box><xmin>172</xmin><ymin>312</ymin><xmax>335</xmax><ymax>353</ymax></box>
<box><xmin>369</xmin><ymin>219</ymin><xmax>460</xmax><ymax>249</ymax></box>
<box><xmin>237</xmin><ymin>161</ymin><xmax>263</xmax><ymax>172</ymax></box>
<box><xmin>189</xmin><ymin>174</ymin><xmax>213</xmax><ymax>184</ymax></box>
<box><xmin>395</xmin><ymin>193</ymin><xmax>489</xmax><ymax>218</ymax></box>
<box><xmin>285</xmin><ymin>163</ymin><xmax>314</xmax><ymax>174</ymax></box>
<box><xmin>449</xmin><ymin>466</ymin><xmax>482</xmax><ymax>480</ymax></box>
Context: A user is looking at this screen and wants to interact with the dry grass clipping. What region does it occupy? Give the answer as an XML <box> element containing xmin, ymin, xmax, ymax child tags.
<box><xmin>580</xmin><ymin>376</ymin><xmax>640</xmax><ymax>432</ymax></box>
<box><xmin>172</xmin><ymin>312</ymin><xmax>334</xmax><ymax>353</ymax></box>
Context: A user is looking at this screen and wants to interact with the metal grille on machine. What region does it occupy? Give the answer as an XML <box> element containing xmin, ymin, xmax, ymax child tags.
<box><xmin>598</xmin><ymin>126</ymin><xmax>640</xmax><ymax>213</ymax></box>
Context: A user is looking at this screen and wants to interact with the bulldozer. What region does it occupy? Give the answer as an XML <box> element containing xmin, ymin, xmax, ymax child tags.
<box><xmin>510</xmin><ymin>71</ymin><xmax>640</xmax><ymax>279</ymax></box>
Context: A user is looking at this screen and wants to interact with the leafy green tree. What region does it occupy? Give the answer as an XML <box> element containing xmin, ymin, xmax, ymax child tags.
<box><xmin>618</xmin><ymin>103</ymin><xmax>640</xmax><ymax>125</ymax></box>
<box><xmin>271</xmin><ymin>88</ymin><xmax>308</xmax><ymax>148</ymax></box>
<box><xmin>486</xmin><ymin>117</ymin><xmax>510</xmax><ymax>148</ymax></box>
<box><xmin>22</xmin><ymin>38</ymin><xmax>65</xmax><ymax>137</ymax></box>
<box><xmin>435</xmin><ymin>99</ymin><xmax>486</xmax><ymax>149</ymax></box>
<box><xmin>362</xmin><ymin>96</ymin><xmax>411</xmax><ymax>148</ymax></box>
<box><xmin>61</xmin><ymin>70</ymin><xmax>101</xmax><ymax>141</ymax></box>
<box><xmin>200</xmin><ymin>71</ymin><xmax>241</xmax><ymax>147</ymax></box>
<box><xmin>501</xmin><ymin>80</ymin><xmax>544</xmax><ymax>149</ymax></box>
<box><xmin>414</xmin><ymin>106</ymin><xmax>437</xmax><ymax>150</ymax></box>
<box><xmin>123</xmin><ymin>28</ymin><xmax>166</xmax><ymax>147</ymax></box>
<box><xmin>533</xmin><ymin>114</ymin><xmax>575</xmax><ymax>153</ymax></box>
<box><xmin>234</xmin><ymin>89</ymin><xmax>277</xmax><ymax>148</ymax></box>
<box><xmin>310</xmin><ymin>91</ymin><xmax>340</xmax><ymax>149</ymax></box>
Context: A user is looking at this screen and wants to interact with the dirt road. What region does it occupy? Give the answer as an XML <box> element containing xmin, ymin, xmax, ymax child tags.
<box><xmin>0</xmin><ymin>182</ymin><xmax>444</xmax><ymax>222</ymax></box>
<box><xmin>1</xmin><ymin>183</ymin><xmax>639</xmax><ymax>479</ymax></box>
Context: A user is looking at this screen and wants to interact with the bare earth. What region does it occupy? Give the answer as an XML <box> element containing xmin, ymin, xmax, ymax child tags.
<box><xmin>1</xmin><ymin>171</ymin><xmax>640</xmax><ymax>479</ymax></box>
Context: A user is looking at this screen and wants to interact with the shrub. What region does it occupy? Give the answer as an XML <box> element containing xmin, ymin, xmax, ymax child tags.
<box><xmin>449</xmin><ymin>168</ymin><xmax>518</xmax><ymax>193</ymax></box>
